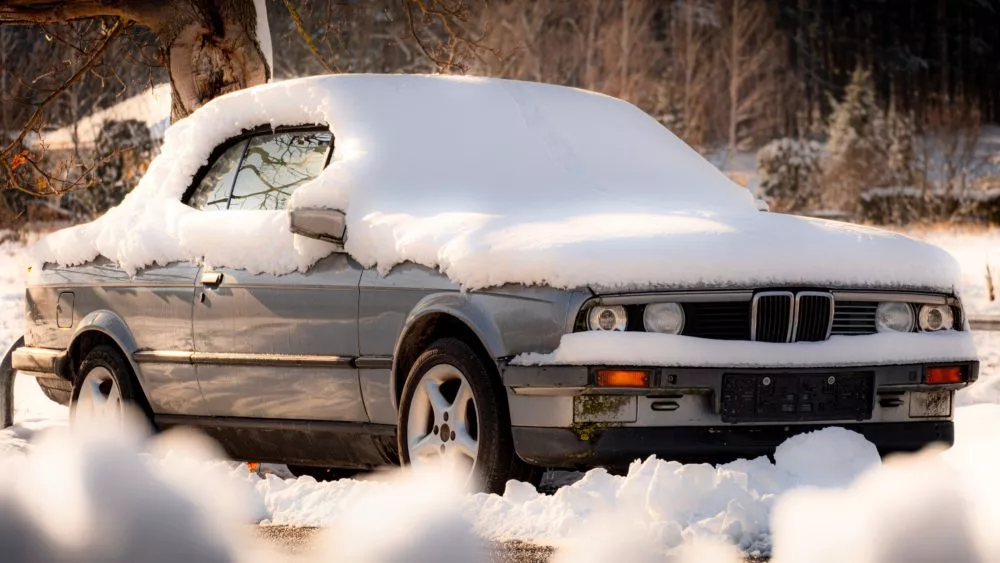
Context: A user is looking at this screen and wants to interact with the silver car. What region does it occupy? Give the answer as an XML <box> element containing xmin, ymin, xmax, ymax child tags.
<box><xmin>4</xmin><ymin>78</ymin><xmax>979</xmax><ymax>493</ymax></box>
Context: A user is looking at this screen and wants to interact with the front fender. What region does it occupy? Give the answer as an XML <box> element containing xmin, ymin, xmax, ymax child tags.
<box><xmin>389</xmin><ymin>288</ymin><xmax>583</xmax><ymax>411</ymax></box>
<box><xmin>395</xmin><ymin>293</ymin><xmax>507</xmax><ymax>360</ymax></box>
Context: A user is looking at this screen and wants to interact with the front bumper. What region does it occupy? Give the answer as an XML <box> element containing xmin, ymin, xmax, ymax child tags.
<box><xmin>503</xmin><ymin>361</ymin><xmax>977</xmax><ymax>468</ymax></box>
<box><xmin>512</xmin><ymin>421</ymin><xmax>955</xmax><ymax>466</ymax></box>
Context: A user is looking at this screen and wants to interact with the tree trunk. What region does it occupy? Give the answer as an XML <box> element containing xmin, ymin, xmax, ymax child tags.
<box><xmin>727</xmin><ymin>0</ymin><xmax>739</xmax><ymax>170</ymax></box>
<box><xmin>0</xmin><ymin>0</ymin><xmax>272</xmax><ymax>122</ymax></box>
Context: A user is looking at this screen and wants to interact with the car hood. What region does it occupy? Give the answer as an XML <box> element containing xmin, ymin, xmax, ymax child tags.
<box><xmin>576</xmin><ymin>211</ymin><xmax>960</xmax><ymax>295</ymax></box>
<box><xmin>403</xmin><ymin>209</ymin><xmax>961</xmax><ymax>293</ymax></box>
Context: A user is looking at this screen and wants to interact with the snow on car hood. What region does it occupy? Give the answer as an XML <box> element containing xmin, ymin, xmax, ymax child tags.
<box><xmin>32</xmin><ymin>74</ymin><xmax>960</xmax><ymax>293</ymax></box>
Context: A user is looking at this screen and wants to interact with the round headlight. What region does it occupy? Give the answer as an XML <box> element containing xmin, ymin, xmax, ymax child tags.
<box><xmin>643</xmin><ymin>303</ymin><xmax>685</xmax><ymax>334</ymax></box>
<box><xmin>918</xmin><ymin>305</ymin><xmax>954</xmax><ymax>331</ymax></box>
<box><xmin>875</xmin><ymin>302</ymin><xmax>915</xmax><ymax>333</ymax></box>
<box><xmin>588</xmin><ymin>305</ymin><xmax>627</xmax><ymax>331</ymax></box>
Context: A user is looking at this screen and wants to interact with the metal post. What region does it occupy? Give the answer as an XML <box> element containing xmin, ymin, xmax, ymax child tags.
<box><xmin>0</xmin><ymin>336</ymin><xmax>23</xmax><ymax>428</ymax></box>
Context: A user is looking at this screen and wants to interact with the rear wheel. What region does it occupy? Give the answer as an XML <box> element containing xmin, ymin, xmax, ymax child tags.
<box><xmin>71</xmin><ymin>345</ymin><xmax>151</xmax><ymax>427</ymax></box>
<box><xmin>397</xmin><ymin>337</ymin><xmax>540</xmax><ymax>493</ymax></box>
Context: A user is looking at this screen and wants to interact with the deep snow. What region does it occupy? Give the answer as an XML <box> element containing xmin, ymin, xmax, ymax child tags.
<box><xmin>1</xmin><ymin>230</ymin><xmax>999</xmax><ymax>560</ymax></box>
<box><xmin>30</xmin><ymin>75</ymin><xmax>963</xmax><ymax>294</ymax></box>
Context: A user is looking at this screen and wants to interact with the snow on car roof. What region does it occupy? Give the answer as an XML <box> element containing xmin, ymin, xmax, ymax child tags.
<box><xmin>32</xmin><ymin>74</ymin><xmax>960</xmax><ymax>293</ymax></box>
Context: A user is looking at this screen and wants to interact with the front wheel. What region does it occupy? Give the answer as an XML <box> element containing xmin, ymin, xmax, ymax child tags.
<box><xmin>397</xmin><ymin>337</ymin><xmax>539</xmax><ymax>493</ymax></box>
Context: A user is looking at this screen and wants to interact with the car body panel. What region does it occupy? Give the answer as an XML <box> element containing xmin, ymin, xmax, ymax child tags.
<box><xmin>359</xmin><ymin>264</ymin><xmax>460</xmax><ymax>357</ymax></box>
<box><xmin>26</xmin><ymin>260</ymin><xmax>206</xmax><ymax>415</ymax></box>
<box><xmin>193</xmin><ymin>253</ymin><xmax>367</xmax><ymax>421</ymax></box>
<box><xmin>361</xmin><ymin>264</ymin><xmax>585</xmax><ymax>413</ymax></box>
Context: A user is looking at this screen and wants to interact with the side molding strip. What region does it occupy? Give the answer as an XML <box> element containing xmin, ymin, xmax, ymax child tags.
<box><xmin>134</xmin><ymin>350</ymin><xmax>353</xmax><ymax>368</ymax></box>
<box><xmin>154</xmin><ymin>414</ymin><xmax>397</xmax><ymax>436</ymax></box>
<box><xmin>354</xmin><ymin>356</ymin><xmax>393</xmax><ymax>369</ymax></box>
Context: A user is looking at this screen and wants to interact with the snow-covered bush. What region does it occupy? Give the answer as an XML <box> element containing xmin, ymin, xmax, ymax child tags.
<box><xmin>858</xmin><ymin>186</ymin><xmax>1000</xmax><ymax>225</ymax></box>
<box><xmin>756</xmin><ymin>137</ymin><xmax>823</xmax><ymax>212</ymax></box>
<box><xmin>823</xmin><ymin>67</ymin><xmax>891</xmax><ymax>210</ymax></box>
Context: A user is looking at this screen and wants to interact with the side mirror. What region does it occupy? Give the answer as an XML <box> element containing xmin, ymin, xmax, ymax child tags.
<box><xmin>289</xmin><ymin>208</ymin><xmax>346</xmax><ymax>243</ymax></box>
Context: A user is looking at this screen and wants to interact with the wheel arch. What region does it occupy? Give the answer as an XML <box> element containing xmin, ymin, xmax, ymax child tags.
<box><xmin>66</xmin><ymin>310</ymin><xmax>141</xmax><ymax>384</ymax></box>
<box><xmin>390</xmin><ymin>303</ymin><xmax>505</xmax><ymax>411</ymax></box>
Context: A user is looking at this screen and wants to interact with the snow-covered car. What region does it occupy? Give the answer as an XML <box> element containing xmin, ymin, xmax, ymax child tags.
<box><xmin>4</xmin><ymin>75</ymin><xmax>979</xmax><ymax>492</ymax></box>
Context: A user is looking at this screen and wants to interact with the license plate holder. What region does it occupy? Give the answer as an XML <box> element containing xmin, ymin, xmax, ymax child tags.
<box><xmin>721</xmin><ymin>372</ymin><xmax>874</xmax><ymax>423</ymax></box>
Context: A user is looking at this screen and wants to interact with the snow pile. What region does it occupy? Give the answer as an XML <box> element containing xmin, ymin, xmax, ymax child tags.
<box><xmin>34</xmin><ymin>83</ymin><xmax>171</xmax><ymax>151</ymax></box>
<box><xmin>0</xmin><ymin>420</ymin><xmax>259</xmax><ymax>562</ymax></box>
<box><xmin>918</xmin><ymin>227</ymin><xmax>1000</xmax><ymax>317</ymax></box>
<box><xmin>771</xmin><ymin>404</ymin><xmax>1000</xmax><ymax>562</ymax></box>
<box><xmin>959</xmin><ymin>334</ymin><xmax>1000</xmax><ymax>405</ymax></box>
<box><xmin>0</xmin><ymin>240</ymin><xmax>26</xmax><ymax>356</ymax></box>
<box><xmin>244</xmin><ymin>426</ymin><xmax>879</xmax><ymax>556</ymax></box>
<box><xmin>32</xmin><ymin>75</ymin><xmax>961</xmax><ymax>292</ymax></box>
<box><xmin>4</xmin><ymin>388</ymin><xmax>1000</xmax><ymax>561</ymax></box>
<box><xmin>513</xmin><ymin>330</ymin><xmax>979</xmax><ymax>367</ymax></box>
<box><xmin>0</xmin><ymin>417</ymin><xmax>488</xmax><ymax>563</ymax></box>
<box><xmin>306</xmin><ymin>472</ymin><xmax>487</xmax><ymax>562</ymax></box>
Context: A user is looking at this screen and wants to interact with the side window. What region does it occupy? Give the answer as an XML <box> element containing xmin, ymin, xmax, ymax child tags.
<box><xmin>229</xmin><ymin>130</ymin><xmax>332</xmax><ymax>210</ymax></box>
<box><xmin>188</xmin><ymin>140</ymin><xmax>248</xmax><ymax>210</ymax></box>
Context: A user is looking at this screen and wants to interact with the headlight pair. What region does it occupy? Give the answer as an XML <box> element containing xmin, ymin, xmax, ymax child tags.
<box><xmin>876</xmin><ymin>302</ymin><xmax>954</xmax><ymax>333</ymax></box>
<box><xmin>587</xmin><ymin>303</ymin><xmax>684</xmax><ymax>334</ymax></box>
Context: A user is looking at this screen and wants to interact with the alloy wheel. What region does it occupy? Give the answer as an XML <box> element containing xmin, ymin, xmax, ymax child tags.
<box><xmin>405</xmin><ymin>363</ymin><xmax>480</xmax><ymax>477</ymax></box>
<box><xmin>74</xmin><ymin>366</ymin><xmax>124</xmax><ymax>423</ymax></box>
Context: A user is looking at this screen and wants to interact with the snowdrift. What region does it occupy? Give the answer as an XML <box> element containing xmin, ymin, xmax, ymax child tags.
<box><xmin>32</xmin><ymin>75</ymin><xmax>961</xmax><ymax>293</ymax></box>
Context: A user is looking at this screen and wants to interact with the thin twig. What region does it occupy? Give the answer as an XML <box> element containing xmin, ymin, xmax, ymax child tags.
<box><xmin>0</xmin><ymin>17</ymin><xmax>130</xmax><ymax>164</ymax></box>
<box><xmin>281</xmin><ymin>0</ymin><xmax>339</xmax><ymax>73</ymax></box>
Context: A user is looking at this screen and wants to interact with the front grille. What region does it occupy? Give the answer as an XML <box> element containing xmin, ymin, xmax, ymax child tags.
<box><xmin>831</xmin><ymin>301</ymin><xmax>878</xmax><ymax>335</ymax></box>
<box><xmin>681</xmin><ymin>301</ymin><xmax>751</xmax><ymax>340</ymax></box>
<box><xmin>752</xmin><ymin>292</ymin><xmax>794</xmax><ymax>342</ymax></box>
<box><xmin>795</xmin><ymin>293</ymin><xmax>834</xmax><ymax>341</ymax></box>
<box><xmin>580</xmin><ymin>292</ymin><xmax>925</xmax><ymax>342</ymax></box>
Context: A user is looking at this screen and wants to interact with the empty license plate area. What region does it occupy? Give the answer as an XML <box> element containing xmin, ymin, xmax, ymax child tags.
<box><xmin>721</xmin><ymin>372</ymin><xmax>874</xmax><ymax>423</ymax></box>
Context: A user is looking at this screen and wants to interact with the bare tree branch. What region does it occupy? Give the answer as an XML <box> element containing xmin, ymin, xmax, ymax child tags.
<box><xmin>281</xmin><ymin>0</ymin><xmax>338</xmax><ymax>73</ymax></box>
<box><xmin>0</xmin><ymin>18</ymin><xmax>129</xmax><ymax>166</ymax></box>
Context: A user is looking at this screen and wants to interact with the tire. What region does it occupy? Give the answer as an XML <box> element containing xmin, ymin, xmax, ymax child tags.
<box><xmin>397</xmin><ymin>337</ymin><xmax>540</xmax><ymax>493</ymax></box>
<box><xmin>71</xmin><ymin>345</ymin><xmax>153</xmax><ymax>427</ymax></box>
<box><xmin>36</xmin><ymin>378</ymin><xmax>72</xmax><ymax>406</ymax></box>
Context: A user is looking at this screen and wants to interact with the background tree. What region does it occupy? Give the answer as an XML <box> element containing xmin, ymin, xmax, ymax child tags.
<box><xmin>720</xmin><ymin>0</ymin><xmax>783</xmax><ymax>169</ymax></box>
<box><xmin>0</xmin><ymin>0</ymin><xmax>485</xmax><ymax>224</ymax></box>
<box><xmin>823</xmin><ymin>66</ymin><xmax>890</xmax><ymax>210</ymax></box>
<box><xmin>0</xmin><ymin>0</ymin><xmax>272</xmax><ymax>124</ymax></box>
<box><xmin>3</xmin><ymin>0</ymin><xmax>1000</xmax><ymax>226</ymax></box>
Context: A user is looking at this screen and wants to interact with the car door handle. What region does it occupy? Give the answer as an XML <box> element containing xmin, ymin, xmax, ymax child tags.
<box><xmin>201</xmin><ymin>271</ymin><xmax>224</xmax><ymax>286</ymax></box>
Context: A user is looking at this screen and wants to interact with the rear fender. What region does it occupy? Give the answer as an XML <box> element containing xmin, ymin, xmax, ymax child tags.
<box><xmin>67</xmin><ymin>310</ymin><xmax>143</xmax><ymax>383</ymax></box>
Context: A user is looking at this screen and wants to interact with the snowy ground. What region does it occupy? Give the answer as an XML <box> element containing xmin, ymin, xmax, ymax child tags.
<box><xmin>0</xmin><ymin>229</ymin><xmax>999</xmax><ymax>561</ymax></box>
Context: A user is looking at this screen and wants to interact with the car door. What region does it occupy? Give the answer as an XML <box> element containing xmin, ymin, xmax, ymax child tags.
<box><xmin>189</xmin><ymin>128</ymin><xmax>368</xmax><ymax>422</ymax></box>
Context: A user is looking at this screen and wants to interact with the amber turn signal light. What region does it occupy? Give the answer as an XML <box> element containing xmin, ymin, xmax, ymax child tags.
<box><xmin>595</xmin><ymin>369</ymin><xmax>650</xmax><ymax>388</ymax></box>
<box><xmin>926</xmin><ymin>366</ymin><xmax>964</xmax><ymax>384</ymax></box>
